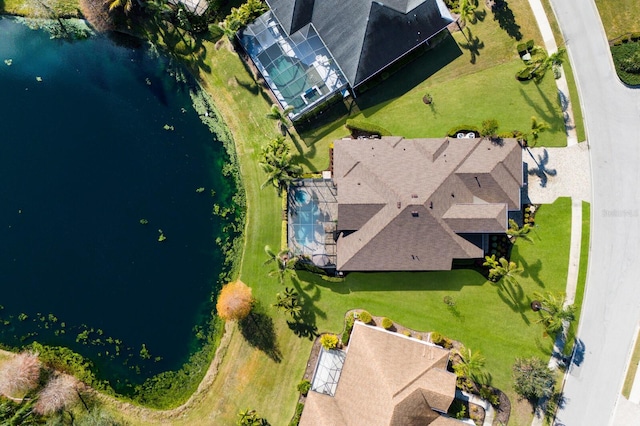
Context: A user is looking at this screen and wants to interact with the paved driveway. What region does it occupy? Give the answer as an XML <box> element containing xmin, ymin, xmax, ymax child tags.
<box><xmin>547</xmin><ymin>1</ymin><xmax>640</xmax><ymax>425</ymax></box>
<box><xmin>524</xmin><ymin>143</ymin><xmax>591</xmax><ymax>204</ymax></box>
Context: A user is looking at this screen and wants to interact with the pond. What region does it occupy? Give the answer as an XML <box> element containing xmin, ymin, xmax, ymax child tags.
<box><xmin>0</xmin><ymin>18</ymin><xmax>239</xmax><ymax>388</ymax></box>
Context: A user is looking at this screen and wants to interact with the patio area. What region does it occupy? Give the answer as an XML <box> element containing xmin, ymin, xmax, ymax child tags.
<box><xmin>288</xmin><ymin>179</ymin><xmax>338</xmax><ymax>269</ymax></box>
<box><xmin>238</xmin><ymin>11</ymin><xmax>348</xmax><ymax>117</ymax></box>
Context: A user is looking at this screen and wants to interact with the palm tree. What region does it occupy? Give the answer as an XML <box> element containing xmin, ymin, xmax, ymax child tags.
<box><xmin>457</xmin><ymin>0</ymin><xmax>479</xmax><ymax>27</ymax></box>
<box><xmin>453</xmin><ymin>346</ymin><xmax>487</xmax><ymax>384</ymax></box>
<box><xmin>273</xmin><ymin>287</ymin><xmax>302</xmax><ymax>318</ymax></box>
<box><xmin>532</xmin><ymin>291</ymin><xmax>576</xmax><ymax>337</ymax></box>
<box><xmin>528</xmin><ymin>116</ymin><xmax>550</xmax><ymax>147</ymax></box>
<box><xmin>484</xmin><ymin>255</ymin><xmax>523</xmax><ymax>285</ymax></box>
<box><xmin>507</xmin><ymin>219</ymin><xmax>534</xmax><ymax>243</ymax></box>
<box><xmin>264</xmin><ymin>245</ymin><xmax>298</xmax><ymax>283</ymax></box>
<box><xmin>259</xmin><ymin>151</ymin><xmax>302</xmax><ymax>193</ymax></box>
<box><xmin>108</xmin><ymin>0</ymin><xmax>134</xmax><ymax>14</ymax></box>
<box><xmin>266</xmin><ymin>104</ymin><xmax>294</xmax><ymax>136</ymax></box>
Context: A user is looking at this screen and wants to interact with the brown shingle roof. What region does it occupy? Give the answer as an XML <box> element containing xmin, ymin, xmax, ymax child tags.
<box><xmin>333</xmin><ymin>137</ymin><xmax>522</xmax><ymax>271</ymax></box>
<box><xmin>300</xmin><ymin>322</ymin><xmax>459</xmax><ymax>426</ymax></box>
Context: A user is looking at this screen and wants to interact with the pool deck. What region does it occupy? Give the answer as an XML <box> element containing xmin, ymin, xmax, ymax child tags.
<box><xmin>288</xmin><ymin>179</ymin><xmax>338</xmax><ymax>268</ymax></box>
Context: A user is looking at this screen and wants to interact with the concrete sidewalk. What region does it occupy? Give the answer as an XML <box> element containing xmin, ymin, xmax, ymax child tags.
<box><xmin>528</xmin><ymin>0</ymin><xmax>579</xmax><ymax>146</ymax></box>
<box><xmin>526</xmin><ymin>1</ymin><xmax>588</xmax><ymax>424</ymax></box>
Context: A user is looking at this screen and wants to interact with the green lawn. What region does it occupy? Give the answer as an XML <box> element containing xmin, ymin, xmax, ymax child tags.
<box><xmin>623</xmin><ymin>330</ymin><xmax>640</xmax><ymax>398</ymax></box>
<box><xmin>0</xmin><ymin>2</ymin><xmax>584</xmax><ymax>425</ymax></box>
<box><xmin>1</xmin><ymin>0</ymin><xmax>80</xmax><ymax>16</ymax></box>
<box><xmin>595</xmin><ymin>0</ymin><xmax>640</xmax><ymax>40</ymax></box>
<box><xmin>301</xmin><ymin>0</ymin><xmax>572</xmax><ymax>163</ymax></box>
<box><xmin>539</xmin><ymin>0</ymin><xmax>586</xmax><ymax>143</ymax></box>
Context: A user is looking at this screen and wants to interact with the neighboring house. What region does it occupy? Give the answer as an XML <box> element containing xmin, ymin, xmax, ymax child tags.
<box><xmin>238</xmin><ymin>0</ymin><xmax>454</xmax><ymax>118</ymax></box>
<box><xmin>333</xmin><ymin>137</ymin><xmax>523</xmax><ymax>272</ymax></box>
<box><xmin>169</xmin><ymin>0</ymin><xmax>208</xmax><ymax>14</ymax></box>
<box><xmin>300</xmin><ymin>321</ymin><xmax>462</xmax><ymax>425</ymax></box>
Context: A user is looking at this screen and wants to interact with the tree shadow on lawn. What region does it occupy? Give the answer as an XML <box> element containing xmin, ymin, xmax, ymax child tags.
<box><xmin>511</xmin><ymin>245</ymin><xmax>545</xmax><ymax>288</ymax></box>
<box><xmin>491</xmin><ymin>0</ymin><xmax>523</xmax><ymax>41</ymax></box>
<box><xmin>355</xmin><ymin>32</ymin><xmax>463</xmax><ymax>112</ymax></box>
<box><xmin>239</xmin><ymin>303</ymin><xmax>282</xmax><ymax>362</ymax></box>
<box><xmin>284</xmin><ymin>276</ymin><xmax>325</xmax><ymax>340</ymax></box>
<box><xmin>519</xmin><ymin>84</ymin><xmax>564</xmax><ymax>135</ymax></box>
<box><xmin>458</xmin><ymin>27</ymin><xmax>485</xmax><ymax>64</ymax></box>
<box><xmin>298</xmin><ymin>269</ymin><xmax>487</xmax><ymax>293</ymax></box>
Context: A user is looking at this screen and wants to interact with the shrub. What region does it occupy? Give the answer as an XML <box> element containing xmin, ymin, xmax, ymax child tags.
<box><xmin>479</xmin><ymin>385</ymin><xmax>501</xmax><ymax>407</ymax></box>
<box><xmin>446</xmin><ymin>124</ymin><xmax>480</xmax><ymax>138</ymax></box>
<box><xmin>402</xmin><ymin>330</ymin><xmax>412</xmax><ymax>337</ymax></box>
<box><xmin>288</xmin><ymin>402</ymin><xmax>305</xmax><ymax>426</ymax></box>
<box><xmin>345</xmin><ymin>119</ymin><xmax>392</xmax><ymax>137</ymax></box>
<box><xmin>0</xmin><ymin>351</ymin><xmax>41</xmax><ymax>398</ymax></box>
<box><xmin>481</xmin><ymin>119</ymin><xmax>499</xmax><ymax>137</ymax></box>
<box><xmin>320</xmin><ymin>334</ymin><xmax>339</xmax><ymax>350</ymax></box>
<box><xmin>430</xmin><ymin>332</ymin><xmax>453</xmax><ymax>349</ymax></box>
<box><xmin>612</xmin><ymin>41</ymin><xmax>640</xmax><ymax>86</ymax></box>
<box><xmin>342</xmin><ymin>312</ymin><xmax>356</xmax><ymax>345</ymax></box>
<box><xmin>512</xmin><ymin>357</ymin><xmax>554</xmax><ymax>401</ymax></box>
<box><xmin>381</xmin><ymin>317</ymin><xmax>394</xmax><ymax>330</ymax></box>
<box><xmin>357</xmin><ymin>310</ymin><xmax>372</xmax><ymax>324</ymax></box>
<box><xmin>297</xmin><ymin>379</ymin><xmax>311</xmax><ymax>396</ymax></box>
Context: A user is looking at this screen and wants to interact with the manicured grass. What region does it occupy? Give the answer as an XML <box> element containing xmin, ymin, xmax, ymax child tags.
<box><xmin>622</xmin><ymin>329</ymin><xmax>640</xmax><ymax>398</ymax></box>
<box><xmin>595</xmin><ymin>0</ymin><xmax>640</xmax><ymax>40</ymax></box>
<box><xmin>301</xmin><ymin>0</ymin><xmax>569</xmax><ymax>159</ymax></box>
<box><xmin>1</xmin><ymin>0</ymin><xmax>80</xmax><ymax>16</ymax></box>
<box><xmin>539</xmin><ymin>0</ymin><xmax>586</xmax><ymax>143</ymax></box>
<box><xmin>117</xmin><ymin>196</ymin><xmax>571</xmax><ymax>426</ymax></box>
<box><xmin>564</xmin><ymin>202</ymin><xmax>590</xmax><ymax>357</ymax></box>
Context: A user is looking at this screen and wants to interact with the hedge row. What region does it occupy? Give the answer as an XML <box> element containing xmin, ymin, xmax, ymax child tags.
<box><xmin>345</xmin><ymin>119</ymin><xmax>392</xmax><ymax>136</ymax></box>
<box><xmin>611</xmin><ymin>41</ymin><xmax>640</xmax><ymax>86</ymax></box>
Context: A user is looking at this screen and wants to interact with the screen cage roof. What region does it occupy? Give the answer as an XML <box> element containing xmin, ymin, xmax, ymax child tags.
<box><xmin>239</xmin><ymin>11</ymin><xmax>348</xmax><ymax>118</ymax></box>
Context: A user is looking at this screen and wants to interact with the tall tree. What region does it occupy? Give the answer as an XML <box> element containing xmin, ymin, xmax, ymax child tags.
<box><xmin>265</xmin><ymin>104</ymin><xmax>294</xmax><ymax>136</ymax></box>
<box><xmin>216</xmin><ymin>280</ymin><xmax>254</xmax><ymax>321</ymax></box>
<box><xmin>512</xmin><ymin>357</ymin><xmax>555</xmax><ymax>402</ymax></box>
<box><xmin>528</xmin><ymin>116</ymin><xmax>550</xmax><ymax>147</ymax></box>
<box><xmin>507</xmin><ymin>218</ymin><xmax>534</xmax><ymax>243</ymax></box>
<box><xmin>457</xmin><ymin>0</ymin><xmax>479</xmax><ymax>27</ymax></box>
<box><xmin>264</xmin><ymin>245</ymin><xmax>298</xmax><ymax>284</ymax></box>
<box><xmin>533</xmin><ymin>291</ymin><xmax>576</xmax><ymax>337</ymax></box>
<box><xmin>33</xmin><ymin>374</ymin><xmax>79</xmax><ymax>416</ymax></box>
<box><xmin>273</xmin><ymin>287</ymin><xmax>302</xmax><ymax>319</ymax></box>
<box><xmin>237</xmin><ymin>408</ymin><xmax>270</xmax><ymax>426</ymax></box>
<box><xmin>484</xmin><ymin>255</ymin><xmax>523</xmax><ymax>285</ymax></box>
<box><xmin>0</xmin><ymin>352</ymin><xmax>41</xmax><ymax>398</ymax></box>
<box><xmin>108</xmin><ymin>0</ymin><xmax>134</xmax><ymax>14</ymax></box>
<box><xmin>453</xmin><ymin>346</ymin><xmax>487</xmax><ymax>384</ymax></box>
<box><xmin>259</xmin><ymin>149</ymin><xmax>302</xmax><ymax>193</ymax></box>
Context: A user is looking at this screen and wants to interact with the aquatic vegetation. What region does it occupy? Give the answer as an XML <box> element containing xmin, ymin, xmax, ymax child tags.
<box><xmin>4</xmin><ymin>59</ymin><xmax>12</xmax><ymax>66</ymax></box>
<box><xmin>36</xmin><ymin>76</ymin><xmax>43</xmax><ymax>82</ymax></box>
<box><xmin>163</xmin><ymin>124</ymin><xmax>174</xmax><ymax>131</ymax></box>
<box><xmin>139</xmin><ymin>218</ymin><xmax>148</xmax><ymax>225</ymax></box>
<box><xmin>158</xmin><ymin>229</ymin><xmax>166</xmax><ymax>242</ymax></box>
<box><xmin>196</xmin><ymin>187</ymin><xmax>205</xmax><ymax>193</ymax></box>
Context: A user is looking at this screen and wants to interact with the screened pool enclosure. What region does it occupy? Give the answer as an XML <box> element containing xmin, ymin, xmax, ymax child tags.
<box><xmin>238</xmin><ymin>11</ymin><xmax>348</xmax><ymax>118</ymax></box>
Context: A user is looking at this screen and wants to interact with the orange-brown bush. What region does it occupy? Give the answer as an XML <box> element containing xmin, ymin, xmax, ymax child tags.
<box><xmin>0</xmin><ymin>351</ymin><xmax>41</xmax><ymax>398</ymax></box>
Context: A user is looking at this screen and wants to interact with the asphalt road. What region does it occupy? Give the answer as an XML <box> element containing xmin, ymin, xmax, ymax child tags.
<box><xmin>547</xmin><ymin>1</ymin><xmax>640</xmax><ymax>425</ymax></box>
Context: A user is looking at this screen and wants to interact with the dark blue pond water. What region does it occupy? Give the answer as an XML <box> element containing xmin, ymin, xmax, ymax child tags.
<box><xmin>0</xmin><ymin>18</ymin><xmax>236</xmax><ymax>385</ymax></box>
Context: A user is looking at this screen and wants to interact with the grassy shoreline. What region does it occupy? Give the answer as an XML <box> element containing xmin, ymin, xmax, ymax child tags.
<box><xmin>1</xmin><ymin>3</ymin><xmax>590</xmax><ymax>425</ymax></box>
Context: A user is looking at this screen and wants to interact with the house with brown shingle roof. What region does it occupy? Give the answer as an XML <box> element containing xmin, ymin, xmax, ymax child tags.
<box><xmin>333</xmin><ymin>136</ymin><xmax>522</xmax><ymax>271</ymax></box>
<box><xmin>300</xmin><ymin>321</ymin><xmax>462</xmax><ymax>425</ymax></box>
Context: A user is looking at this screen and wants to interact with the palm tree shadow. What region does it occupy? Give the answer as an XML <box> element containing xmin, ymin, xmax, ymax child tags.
<box><xmin>234</xmin><ymin>76</ymin><xmax>259</xmax><ymax>95</ymax></box>
<box><xmin>238</xmin><ymin>304</ymin><xmax>282</xmax><ymax>362</ymax></box>
<box><xmin>496</xmin><ymin>280</ymin><xmax>530</xmax><ymax>325</ymax></box>
<box><xmin>519</xmin><ymin>86</ymin><xmax>563</xmax><ymax>134</ymax></box>
<box><xmin>527</xmin><ymin>149</ymin><xmax>557</xmax><ymax>188</ymax></box>
<box><xmin>458</xmin><ymin>28</ymin><xmax>484</xmax><ymax>64</ymax></box>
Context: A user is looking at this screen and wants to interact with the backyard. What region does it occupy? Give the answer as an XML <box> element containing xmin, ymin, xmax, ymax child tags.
<box><xmin>299</xmin><ymin>0</ymin><xmax>586</xmax><ymax>172</ymax></box>
<box><xmin>0</xmin><ymin>1</ymin><xmax>590</xmax><ymax>425</ymax></box>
